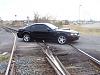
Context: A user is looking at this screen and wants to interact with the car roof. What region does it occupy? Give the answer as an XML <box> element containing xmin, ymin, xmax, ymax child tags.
<box><xmin>31</xmin><ymin>23</ymin><xmax>58</xmax><ymax>29</ymax></box>
<box><xmin>32</xmin><ymin>23</ymin><xmax>50</xmax><ymax>25</ymax></box>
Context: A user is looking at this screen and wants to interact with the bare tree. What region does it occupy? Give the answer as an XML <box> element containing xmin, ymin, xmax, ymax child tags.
<box><xmin>39</xmin><ymin>16</ymin><xmax>51</xmax><ymax>23</ymax></box>
<box><xmin>33</xmin><ymin>12</ymin><xmax>40</xmax><ymax>23</ymax></box>
<box><xmin>33</xmin><ymin>12</ymin><xmax>52</xmax><ymax>23</ymax></box>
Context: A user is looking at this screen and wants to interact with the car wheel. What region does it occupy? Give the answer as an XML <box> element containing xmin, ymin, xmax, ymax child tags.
<box><xmin>23</xmin><ymin>34</ymin><xmax>31</xmax><ymax>42</ymax></box>
<box><xmin>57</xmin><ymin>35</ymin><xmax>66</xmax><ymax>44</ymax></box>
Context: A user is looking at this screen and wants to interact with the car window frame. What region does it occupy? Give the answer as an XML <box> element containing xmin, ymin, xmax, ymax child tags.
<box><xmin>30</xmin><ymin>24</ymin><xmax>53</xmax><ymax>32</ymax></box>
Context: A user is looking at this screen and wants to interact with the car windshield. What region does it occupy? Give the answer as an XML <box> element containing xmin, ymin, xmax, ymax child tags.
<box><xmin>46</xmin><ymin>23</ymin><xmax>58</xmax><ymax>30</ymax></box>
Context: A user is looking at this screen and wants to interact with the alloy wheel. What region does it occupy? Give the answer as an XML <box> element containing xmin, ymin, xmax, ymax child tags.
<box><xmin>58</xmin><ymin>35</ymin><xmax>66</xmax><ymax>44</ymax></box>
<box><xmin>23</xmin><ymin>34</ymin><xmax>30</xmax><ymax>42</ymax></box>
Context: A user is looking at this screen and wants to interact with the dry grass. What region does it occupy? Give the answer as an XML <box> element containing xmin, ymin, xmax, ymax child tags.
<box><xmin>0</xmin><ymin>54</ymin><xmax>9</xmax><ymax>61</ymax></box>
<box><xmin>63</xmin><ymin>25</ymin><xmax>100</xmax><ymax>36</ymax></box>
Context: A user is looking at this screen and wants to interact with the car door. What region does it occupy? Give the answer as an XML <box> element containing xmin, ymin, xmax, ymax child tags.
<box><xmin>30</xmin><ymin>24</ymin><xmax>52</xmax><ymax>39</ymax></box>
<box><xmin>30</xmin><ymin>25</ymin><xmax>37</xmax><ymax>38</ymax></box>
<box><xmin>40</xmin><ymin>24</ymin><xmax>54</xmax><ymax>39</ymax></box>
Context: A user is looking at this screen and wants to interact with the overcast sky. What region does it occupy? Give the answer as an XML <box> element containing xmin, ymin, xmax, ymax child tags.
<box><xmin>0</xmin><ymin>0</ymin><xmax>100</xmax><ymax>20</ymax></box>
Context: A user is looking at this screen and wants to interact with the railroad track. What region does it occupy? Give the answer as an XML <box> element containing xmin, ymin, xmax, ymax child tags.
<box><xmin>70</xmin><ymin>44</ymin><xmax>100</xmax><ymax>66</ymax></box>
<box><xmin>37</xmin><ymin>41</ymin><xmax>70</xmax><ymax>75</ymax></box>
<box><xmin>3</xmin><ymin>27</ymin><xmax>70</xmax><ymax>75</ymax></box>
<box><xmin>3</xmin><ymin>27</ymin><xmax>17</xmax><ymax>75</ymax></box>
<box><xmin>2</xmin><ymin>27</ymin><xmax>100</xmax><ymax>75</ymax></box>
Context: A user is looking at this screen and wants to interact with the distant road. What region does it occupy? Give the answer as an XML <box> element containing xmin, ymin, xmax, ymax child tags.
<box><xmin>81</xmin><ymin>23</ymin><xmax>100</xmax><ymax>28</ymax></box>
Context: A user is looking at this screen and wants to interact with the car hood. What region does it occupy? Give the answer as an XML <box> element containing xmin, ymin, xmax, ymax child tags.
<box><xmin>19</xmin><ymin>26</ymin><xmax>29</xmax><ymax>29</ymax></box>
<box><xmin>56</xmin><ymin>29</ymin><xmax>79</xmax><ymax>33</ymax></box>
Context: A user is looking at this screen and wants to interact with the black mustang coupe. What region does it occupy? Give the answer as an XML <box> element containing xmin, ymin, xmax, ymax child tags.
<box><xmin>17</xmin><ymin>23</ymin><xmax>79</xmax><ymax>44</ymax></box>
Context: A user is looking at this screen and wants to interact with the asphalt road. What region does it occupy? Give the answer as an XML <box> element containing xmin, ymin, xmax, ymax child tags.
<box><xmin>72</xmin><ymin>35</ymin><xmax>100</xmax><ymax>60</ymax></box>
<box><xmin>0</xmin><ymin>27</ymin><xmax>100</xmax><ymax>61</ymax></box>
<box><xmin>0</xmin><ymin>28</ymin><xmax>14</xmax><ymax>53</ymax></box>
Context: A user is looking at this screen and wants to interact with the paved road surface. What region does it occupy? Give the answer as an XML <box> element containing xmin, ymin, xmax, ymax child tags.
<box><xmin>0</xmin><ymin>28</ymin><xmax>14</xmax><ymax>53</ymax></box>
<box><xmin>72</xmin><ymin>35</ymin><xmax>100</xmax><ymax>60</ymax></box>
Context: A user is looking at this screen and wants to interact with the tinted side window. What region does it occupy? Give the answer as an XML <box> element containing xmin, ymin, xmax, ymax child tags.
<box><xmin>31</xmin><ymin>25</ymin><xmax>36</xmax><ymax>31</ymax></box>
<box><xmin>31</xmin><ymin>24</ymin><xmax>51</xmax><ymax>31</ymax></box>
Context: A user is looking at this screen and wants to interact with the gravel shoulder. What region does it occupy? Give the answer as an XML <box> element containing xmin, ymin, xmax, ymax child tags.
<box><xmin>14</xmin><ymin>41</ymin><xmax>55</xmax><ymax>75</ymax></box>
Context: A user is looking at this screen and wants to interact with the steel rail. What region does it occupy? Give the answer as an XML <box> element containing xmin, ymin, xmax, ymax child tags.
<box><xmin>38</xmin><ymin>42</ymin><xmax>70</xmax><ymax>75</ymax></box>
<box><xmin>2</xmin><ymin>26</ymin><xmax>18</xmax><ymax>32</ymax></box>
<box><xmin>4</xmin><ymin>29</ymin><xmax>17</xmax><ymax>75</ymax></box>
<box><xmin>70</xmin><ymin>44</ymin><xmax>100</xmax><ymax>66</ymax></box>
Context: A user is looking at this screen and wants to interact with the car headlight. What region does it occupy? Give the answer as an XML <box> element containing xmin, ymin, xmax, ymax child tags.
<box><xmin>71</xmin><ymin>33</ymin><xmax>74</xmax><ymax>35</ymax></box>
<box><xmin>74</xmin><ymin>33</ymin><xmax>78</xmax><ymax>35</ymax></box>
<box><xmin>71</xmin><ymin>33</ymin><xmax>78</xmax><ymax>36</ymax></box>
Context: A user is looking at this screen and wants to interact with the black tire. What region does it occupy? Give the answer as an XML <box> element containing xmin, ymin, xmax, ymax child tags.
<box><xmin>57</xmin><ymin>35</ymin><xmax>66</xmax><ymax>44</ymax></box>
<box><xmin>23</xmin><ymin>34</ymin><xmax>31</xmax><ymax>42</ymax></box>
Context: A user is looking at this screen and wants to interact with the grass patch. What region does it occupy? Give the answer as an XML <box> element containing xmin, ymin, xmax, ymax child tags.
<box><xmin>0</xmin><ymin>54</ymin><xmax>9</xmax><ymax>61</ymax></box>
<box><xmin>63</xmin><ymin>25</ymin><xmax>100</xmax><ymax>36</ymax></box>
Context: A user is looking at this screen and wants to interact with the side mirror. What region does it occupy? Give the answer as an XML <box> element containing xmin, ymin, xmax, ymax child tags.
<box><xmin>47</xmin><ymin>28</ymin><xmax>51</xmax><ymax>32</ymax></box>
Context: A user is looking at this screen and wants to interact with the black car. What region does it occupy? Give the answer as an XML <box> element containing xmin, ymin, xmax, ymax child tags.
<box><xmin>17</xmin><ymin>23</ymin><xmax>79</xmax><ymax>44</ymax></box>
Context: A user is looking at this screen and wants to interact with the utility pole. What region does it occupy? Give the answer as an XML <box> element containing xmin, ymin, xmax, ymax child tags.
<box><xmin>27</xmin><ymin>16</ymin><xmax>30</xmax><ymax>25</ymax></box>
<box><xmin>0</xmin><ymin>17</ymin><xmax>3</xmax><ymax>25</ymax></box>
<box><xmin>14</xmin><ymin>15</ymin><xmax>17</xmax><ymax>21</ymax></box>
<box><xmin>79</xmin><ymin>4</ymin><xmax>82</xmax><ymax>24</ymax></box>
<box><xmin>14</xmin><ymin>14</ymin><xmax>17</xmax><ymax>26</ymax></box>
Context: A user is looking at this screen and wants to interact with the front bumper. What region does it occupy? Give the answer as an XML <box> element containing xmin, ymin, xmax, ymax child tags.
<box><xmin>68</xmin><ymin>35</ymin><xmax>80</xmax><ymax>41</ymax></box>
<box><xmin>17</xmin><ymin>32</ymin><xmax>23</xmax><ymax>38</ymax></box>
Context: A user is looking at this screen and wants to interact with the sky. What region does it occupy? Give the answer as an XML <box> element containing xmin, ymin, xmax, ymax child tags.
<box><xmin>0</xmin><ymin>0</ymin><xmax>100</xmax><ymax>20</ymax></box>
